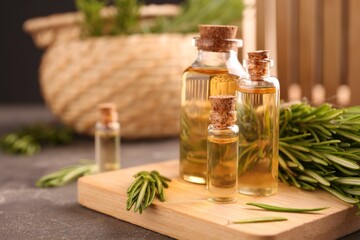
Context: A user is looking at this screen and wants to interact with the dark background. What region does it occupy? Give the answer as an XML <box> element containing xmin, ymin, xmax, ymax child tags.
<box><xmin>0</xmin><ymin>0</ymin><xmax>181</xmax><ymax>104</ymax></box>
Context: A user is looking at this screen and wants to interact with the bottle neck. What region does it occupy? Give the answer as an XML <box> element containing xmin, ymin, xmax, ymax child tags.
<box><xmin>99</xmin><ymin>112</ymin><xmax>118</xmax><ymax>125</ymax></box>
<box><xmin>244</xmin><ymin>59</ymin><xmax>272</xmax><ymax>80</ymax></box>
<box><xmin>196</xmin><ymin>49</ymin><xmax>239</xmax><ymax>67</ymax></box>
<box><xmin>210</xmin><ymin>111</ymin><xmax>236</xmax><ymax>129</ymax></box>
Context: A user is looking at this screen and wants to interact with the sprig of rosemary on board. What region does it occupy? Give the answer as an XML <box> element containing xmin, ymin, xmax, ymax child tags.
<box><xmin>126</xmin><ymin>170</ymin><xmax>171</xmax><ymax>214</ymax></box>
<box><xmin>0</xmin><ymin>123</ymin><xmax>73</xmax><ymax>155</ymax></box>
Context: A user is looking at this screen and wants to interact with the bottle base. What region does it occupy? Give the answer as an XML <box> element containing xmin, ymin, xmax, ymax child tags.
<box><xmin>238</xmin><ymin>187</ymin><xmax>277</xmax><ymax>196</ymax></box>
<box><xmin>182</xmin><ymin>175</ymin><xmax>206</xmax><ymax>184</ymax></box>
<box><xmin>207</xmin><ymin>196</ymin><xmax>237</xmax><ymax>203</ymax></box>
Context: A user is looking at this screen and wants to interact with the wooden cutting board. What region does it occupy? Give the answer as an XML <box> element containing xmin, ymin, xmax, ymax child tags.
<box><xmin>78</xmin><ymin>160</ymin><xmax>360</xmax><ymax>240</ymax></box>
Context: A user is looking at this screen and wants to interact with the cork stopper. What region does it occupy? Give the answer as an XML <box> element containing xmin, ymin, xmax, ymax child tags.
<box><xmin>98</xmin><ymin>102</ymin><xmax>118</xmax><ymax>124</ymax></box>
<box><xmin>196</xmin><ymin>25</ymin><xmax>240</xmax><ymax>52</ymax></box>
<box><xmin>248</xmin><ymin>50</ymin><xmax>269</xmax><ymax>60</ymax></box>
<box><xmin>209</xmin><ymin>95</ymin><xmax>236</xmax><ymax>129</ymax></box>
<box><xmin>246</xmin><ymin>50</ymin><xmax>272</xmax><ymax>81</ymax></box>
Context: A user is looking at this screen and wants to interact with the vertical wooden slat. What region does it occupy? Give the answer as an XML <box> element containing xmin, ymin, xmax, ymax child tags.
<box><xmin>313</xmin><ymin>0</ymin><xmax>323</xmax><ymax>86</ymax></box>
<box><xmin>336</xmin><ymin>0</ymin><xmax>350</xmax><ymax>106</ymax></box>
<box><xmin>339</xmin><ymin>0</ymin><xmax>349</xmax><ymax>87</ymax></box>
<box><xmin>287</xmin><ymin>0</ymin><xmax>301</xmax><ymax>102</ymax></box>
<box><xmin>288</xmin><ymin>0</ymin><xmax>299</xmax><ymax>86</ymax></box>
<box><xmin>348</xmin><ymin>0</ymin><xmax>360</xmax><ymax>105</ymax></box>
<box><xmin>323</xmin><ymin>0</ymin><xmax>342</xmax><ymax>104</ymax></box>
<box><xmin>264</xmin><ymin>0</ymin><xmax>278</xmax><ymax>76</ymax></box>
<box><xmin>311</xmin><ymin>0</ymin><xmax>325</xmax><ymax>106</ymax></box>
<box><xmin>242</xmin><ymin>0</ymin><xmax>257</xmax><ymax>60</ymax></box>
<box><xmin>298</xmin><ymin>0</ymin><xmax>319</xmax><ymax>102</ymax></box>
<box><xmin>256</xmin><ymin>0</ymin><xmax>265</xmax><ymax>50</ymax></box>
<box><xmin>276</xmin><ymin>0</ymin><xmax>290</xmax><ymax>100</ymax></box>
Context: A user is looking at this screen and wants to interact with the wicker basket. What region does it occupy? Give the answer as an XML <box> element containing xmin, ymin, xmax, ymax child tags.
<box><xmin>24</xmin><ymin>5</ymin><xmax>196</xmax><ymax>139</ymax></box>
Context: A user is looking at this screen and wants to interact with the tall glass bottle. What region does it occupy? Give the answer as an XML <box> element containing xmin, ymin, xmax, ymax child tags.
<box><xmin>95</xmin><ymin>103</ymin><xmax>121</xmax><ymax>172</ymax></box>
<box><xmin>207</xmin><ymin>96</ymin><xmax>239</xmax><ymax>202</ymax></box>
<box><xmin>236</xmin><ymin>50</ymin><xmax>280</xmax><ymax>196</ymax></box>
<box><xmin>180</xmin><ymin>25</ymin><xmax>246</xmax><ymax>184</ymax></box>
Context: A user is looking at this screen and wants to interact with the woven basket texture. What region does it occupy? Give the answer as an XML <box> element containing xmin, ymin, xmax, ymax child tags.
<box><xmin>24</xmin><ymin>6</ymin><xmax>196</xmax><ymax>138</ymax></box>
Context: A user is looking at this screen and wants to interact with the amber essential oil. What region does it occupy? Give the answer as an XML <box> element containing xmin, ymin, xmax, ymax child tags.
<box><xmin>180</xmin><ymin>68</ymin><xmax>239</xmax><ymax>184</ymax></box>
<box><xmin>95</xmin><ymin>103</ymin><xmax>121</xmax><ymax>172</ymax></box>
<box><xmin>179</xmin><ymin>24</ymin><xmax>245</xmax><ymax>184</ymax></box>
<box><xmin>207</xmin><ymin>96</ymin><xmax>239</xmax><ymax>202</ymax></box>
<box><xmin>236</xmin><ymin>50</ymin><xmax>279</xmax><ymax>196</ymax></box>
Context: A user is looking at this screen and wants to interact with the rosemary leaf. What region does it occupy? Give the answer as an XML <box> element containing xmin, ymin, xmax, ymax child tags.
<box><xmin>36</xmin><ymin>162</ymin><xmax>97</xmax><ymax>188</ymax></box>
<box><xmin>228</xmin><ymin>216</ymin><xmax>287</xmax><ymax>224</ymax></box>
<box><xmin>246</xmin><ymin>202</ymin><xmax>329</xmax><ymax>213</ymax></box>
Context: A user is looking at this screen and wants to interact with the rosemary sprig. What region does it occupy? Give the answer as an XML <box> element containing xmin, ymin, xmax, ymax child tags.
<box><xmin>36</xmin><ymin>161</ymin><xmax>97</xmax><ymax>188</ymax></box>
<box><xmin>279</xmin><ymin>102</ymin><xmax>360</xmax><ymax>211</ymax></box>
<box><xmin>126</xmin><ymin>170</ymin><xmax>171</xmax><ymax>214</ymax></box>
<box><xmin>150</xmin><ymin>0</ymin><xmax>245</xmax><ymax>33</ymax></box>
<box><xmin>0</xmin><ymin>123</ymin><xmax>73</xmax><ymax>155</ymax></box>
<box><xmin>76</xmin><ymin>0</ymin><xmax>245</xmax><ymax>36</ymax></box>
<box><xmin>76</xmin><ymin>0</ymin><xmax>106</xmax><ymax>36</ymax></box>
<box><xmin>112</xmin><ymin>0</ymin><xmax>142</xmax><ymax>35</ymax></box>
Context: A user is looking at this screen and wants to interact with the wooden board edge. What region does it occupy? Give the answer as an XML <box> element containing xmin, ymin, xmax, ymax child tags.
<box><xmin>78</xmin><ymin>177</ymin><xmax>278</xmax><ymax>240</ymax></box>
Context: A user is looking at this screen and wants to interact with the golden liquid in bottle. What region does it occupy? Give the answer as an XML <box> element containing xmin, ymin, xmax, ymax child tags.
<box><xmin>207</xmin><ymin>135</ymin><xmax>238</xmax><ymax>202</ymax></box>
<box><xmin>95</xmin><ymin>127</ymin><xmax>120</xmax><ymax>172</ymax></box>
<box><xmin>236</xmin><ymin>86</ymin><xmax>279</xmax><ymax>196</ymax></box>
<box><xmin>180</xmin><ymin>67</ymin><xmax>238</xmax><ymax>184</ymax></box>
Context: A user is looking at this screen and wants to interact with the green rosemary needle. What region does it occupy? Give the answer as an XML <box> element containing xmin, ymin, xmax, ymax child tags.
<box><xmin>228</xmin><ymin>216</ymin><xmax>288</xmax><ymax>224</ymax></box>
<box><xmin>246</xmin><ymin>202</ymin><xmax>329</xmax><ymax>213</ymax></box>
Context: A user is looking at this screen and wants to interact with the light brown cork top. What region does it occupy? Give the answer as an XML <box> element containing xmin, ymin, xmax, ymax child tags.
<box><xmin>98</xmin><ymin>102</ymin><xmax>118</xmax><ymax>124</ymax></box>
<box><xmin>209</xmin><ymin>95</ymin><xmax>236</xmax><ymax>128</ymax></box>
<box><xmin>197</xmin><ymin>25</ymin><xmax>239</xmax><ymax>52</ymax></box>
<box><xmin>246</xmin><ymin>50</ymin><xmax>271</xmax><ymax>80</ymax></box>
<box><xmin>248</xmin><ymin>50</ymin><xmax>269</xmax><ymax>60</ymax></box>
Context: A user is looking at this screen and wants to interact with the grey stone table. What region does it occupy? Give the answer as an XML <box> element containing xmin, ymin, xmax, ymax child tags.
<box><xmin>0</xmin><ymin>105</ymin><xmax>359</xmax><ymax>240</ymax></box>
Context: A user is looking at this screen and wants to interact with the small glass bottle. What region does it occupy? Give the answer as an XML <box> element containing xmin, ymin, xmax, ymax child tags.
<box><xmin>207</xmin><ymin>95</ymin><xmax>239</xmax><ymax>202</ymax></box>
<box><xmin>236</xmin><ymin>50</ymin><xmax>280</xmax><ymax>196</ymax></box>
<box><xmin>95</xmin><ymin>103</ymin><xmax>121</xmax><ymax>172</ymax></box>
<box><xmin>180</xmin><ymin>24</ymin><xmax>246</xmax><ymax>184</ymax></box>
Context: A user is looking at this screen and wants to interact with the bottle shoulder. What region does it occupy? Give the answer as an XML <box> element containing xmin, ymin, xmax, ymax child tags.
<box><xmin>208</xmin><ymin>125</ymin><xmax>239</xmax><ymax>144</ymax></box>
<box><xmin>185</xmin><ymin>51</ymin><xmax>246</xmax><ymax>77</ymax></box>
<box><xmin>208</xmin><ymin>125</ymin><xmax>239</xmax><ymax>135</ymax></box>
<box><xmin>96</xmin><ymin>122</ymin><xmax>120</xmax><ymax>131</ymax></box>
<box><xmin>237</xmin><ymin>76</ymin><xmax>280</xmax><ymax>93</ymax></box>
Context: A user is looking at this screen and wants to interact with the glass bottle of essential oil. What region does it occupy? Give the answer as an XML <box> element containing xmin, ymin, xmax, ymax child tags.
<box><xmin>95</xmin><ymin>103</ymin><xmax>121</xmax><ymax>172</ymax></box>
<box><xmin>180</xmin><ymin>24</ymin><xmax>246</xmax><ymax>184</ymax></box>
<box><xmin>236</xmin><ymin>50</ymin><xmax>280</xmax><ymax>196</ymax></box>
<box><xmin>207</xmin><ymin>96</ymin><xmax>239</xmax><ymax>202</ymax></box>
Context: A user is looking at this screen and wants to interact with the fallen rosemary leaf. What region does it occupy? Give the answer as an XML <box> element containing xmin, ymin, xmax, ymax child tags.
<box><xmin>36</xmin><ymin>161</ymin><xmax>97</xmax><ymax>188</ymax></box>
<box><xmin>246</xmin><ymin>202</ymin><xmax>329</xmax><ymax>213</ymax></box>
<box><xmin>228</xmin><ymin>216</ymin><xmax>287</xmax><ymax>224</ymax></box>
